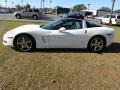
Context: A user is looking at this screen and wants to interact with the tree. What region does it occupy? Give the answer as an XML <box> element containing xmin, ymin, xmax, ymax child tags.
<box><xmin>52</xmin><ymin>7</ymin><xmax>57</xmax><ymax>14</ymax></box>
<box><xmin>24</xmin><ymin>4</ymin><xmax>31</xmax><ymax>9</ymax></box>
<box><xmin>15</xmin><ymin>4</ymin><xmax>23</xmax><ymax>10</ymax></box>
<box><xmin>98</xmin><ymin>7</ymin><xmax>111</xmax><ymax>11</ymax></box>
<box><xmin>73</xmin><ymin>4</ymin><xmax>87</xmax><ymax>11</ymax></box>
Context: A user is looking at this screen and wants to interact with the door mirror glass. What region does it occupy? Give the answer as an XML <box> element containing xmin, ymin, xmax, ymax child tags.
<box><xmin>40</xmin><ymin>25</ymin><xmax>44</xmax><ymax>27</ymax></box>
<box><xmin>59</xmin><ymin>27</ymin><xmax>65</xmax><ymax>31</ymax></box>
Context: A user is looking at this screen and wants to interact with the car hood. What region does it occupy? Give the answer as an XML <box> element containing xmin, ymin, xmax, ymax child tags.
<box><xmin>14</xmin><ymin>24</ymin><xmax>41</xmax><ymax>31</ymax></box>
<box><xmin>6</xmin><ymin>24</ymin><xmax>43</xmax><ymax>35</ymax></box>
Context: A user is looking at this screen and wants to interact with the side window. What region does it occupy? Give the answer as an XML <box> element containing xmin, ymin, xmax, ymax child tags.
<box><xmin>117</xmin><ymin>15</ymin><xmax>120</xmax><ymax>19</ymax></box>
<box><xmin>23</xmin><ymin>9</ymin><xmax>27</xmax><ymax>12</ymax></box>
<box><xmin>112</xmin><ymin>15</ymin><xmax>116</xmax><ymax>18</ymax></box>
<box><xmin>61</xmin><ymin>20</ymin><xmax>82</xmax><ymax>30</ymax></box>
<box><xmin>29</xmin><ymin>9</ymin><xmax>33</xmax><ymax>12</ymax></box>
<box><xmin>86</xmin><ymin>22</ymin><xmax>101</xmax><ymax>28</ymax></box>
<box><xmin>34</xmin><ymin>9</ymin><xmax>39</xmax><ymax>12</ymax></box>
<box><xmin>62</xmin><ymin>21</ymin><xmax>73</xmax><ymax>30</ymax></box>
<box><xmin>104</xmin><ymin>15</ymin><xmax>110</xmax><ymax>18</ymax></box>
<box><xmin>75</xmin><ymin>21</ymin><xmax>82</xmax><ymax>29</ymax></box>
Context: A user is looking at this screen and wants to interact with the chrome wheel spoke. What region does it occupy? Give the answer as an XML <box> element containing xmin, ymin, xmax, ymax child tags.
<box><xmin>21</xmin><ymin>37</ymin><xmax>25</xmax><ymax>42</ymax></box>
<box><xmin>16</xmin><ymin>36</ymin><xmax>32</xmax><ymax>51</ymax></box>
<box><xmin>90</xmin><ymin>38</ymin><xmax>104</xmax><ymax>52</ymax></box>
<box><xmin>26</xmin><ymin>40</ymin><xmax>32</xmax><ymax>44</ymax></box>
<box><xmin>25</xmin><ymin>44</ymin><xmax>30</xmax><ymax>49</ymax></box>
<box><xmin>17</xmin><ymin>42</ymin><xmax>23</xmax><ymax>45</ymax></box>
<box><xmin>94</xmin><ymin>46</ymin><xmax>97</xmax><ymax>51</ymax></box>
<box><xmin>91</xmin><ymin>43</ymin><xmax>96</xmax><ymax>46</ymax></box>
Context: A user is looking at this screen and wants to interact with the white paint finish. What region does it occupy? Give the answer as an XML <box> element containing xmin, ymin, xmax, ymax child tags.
<box><xmin>49</xmin><ymin>29</ymin><xmax>88</xmax><ymax>48</ymax></box>
<box><xmin>3</xmin><ymin>21</ymin><xmax>115</xmax><ymax>50</ymax></box>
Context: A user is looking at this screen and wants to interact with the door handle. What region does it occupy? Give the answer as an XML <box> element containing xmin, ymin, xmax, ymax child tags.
<box><xmin>85</xmin><ymin>30</ymin><xmax>87</xmax><ymax>34</ymax></box>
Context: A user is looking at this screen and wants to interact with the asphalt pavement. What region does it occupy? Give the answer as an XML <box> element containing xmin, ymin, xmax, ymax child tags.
<box><xmin>0</xmin><ymin>13</ymin><xmax>60</xmax><ymax>22</ymax></box>
<box><xmin>0</xmin><ymin>13</ymin><xmax>101</xmax><ymax>25</ymax></box>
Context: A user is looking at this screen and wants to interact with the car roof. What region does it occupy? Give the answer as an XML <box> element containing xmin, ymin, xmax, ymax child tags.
<box><xmin>106</xmin><ymin>13</ymin><xmax>120</xmax><ymax>16</ymax></box>
<box><xmin>60</xmin><ymin>18</ymin><xmax>83</xmax><ymax>21</ymax></box>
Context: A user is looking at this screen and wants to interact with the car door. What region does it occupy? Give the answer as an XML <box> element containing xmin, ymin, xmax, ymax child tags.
<box><xmin>49</xmin><ymin>20</ymin><xmax>87</xmax><ymax>48</ymax></box>
<box><xmin>22</xmin><ymin>9</ymin><xmax>33</xmax><ymax>17</ymax></box>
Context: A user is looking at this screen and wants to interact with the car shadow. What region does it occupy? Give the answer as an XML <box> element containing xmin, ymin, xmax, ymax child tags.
<box><xmin>33</xmin><ymin>42</ymin><xmax>120</xmax><ymax>54</ymax></box>
<box><xmin>103</xmin><ymin>42</ymin><xmax>120</xmax><ymax>53</ymax></box>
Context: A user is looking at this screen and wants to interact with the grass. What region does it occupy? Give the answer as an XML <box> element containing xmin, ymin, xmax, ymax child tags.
<box><xmin>0</xmin><ymin>21</ymin><xmax>120</xmax><ymax>90</ymax></box>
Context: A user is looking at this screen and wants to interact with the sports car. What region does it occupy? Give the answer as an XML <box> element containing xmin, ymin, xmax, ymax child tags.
<box><xmin>3</xmin><ymin>18</ymin><xmax>115</xmax><ymax>52</ymax></box>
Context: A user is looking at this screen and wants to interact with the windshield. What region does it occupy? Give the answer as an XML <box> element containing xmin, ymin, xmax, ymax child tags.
<box><xmin>41</xmin><ymin>19</ymin><xmax>65</xmax><ymax>30</ymax></box>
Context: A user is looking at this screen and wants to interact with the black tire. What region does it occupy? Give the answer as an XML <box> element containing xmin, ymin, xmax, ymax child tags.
<box><xmin>13</xmin><ymin>34</ymin><xmax>36</xmax><ymax>52</ymax></box>
<box><xmin>16</xmin><ymin>14</ymin><xmax>21</xmax><ymax>19</ymax></box>
<box><xmin>87</xmin><ymin>36</ymin><xmax>106</xmax><ymax>52</ymax></box>
<box><xmin>32</xmin><ymin>15</ymin><xmax>38</xmax><ymax>20</ymax></box>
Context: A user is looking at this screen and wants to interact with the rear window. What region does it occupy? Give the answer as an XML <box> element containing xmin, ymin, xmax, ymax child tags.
<box><xmin>86</xmin><ymin>21</ymin><xmax>101</xmax><ymax>28</ymax></box>
<box><xmin>117</xmin><ymin>16</ymin><xmax>120</xmax><ymax>19</ymax></box>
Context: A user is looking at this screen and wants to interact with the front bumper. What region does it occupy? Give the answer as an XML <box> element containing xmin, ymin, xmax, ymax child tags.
<box><xmin>3</xmin><ymin>34</ymin><xmax>14</xmax><ymax>47</ymax></box>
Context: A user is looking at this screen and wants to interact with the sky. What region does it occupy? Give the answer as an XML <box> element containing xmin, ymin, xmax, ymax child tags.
<box><xmin>0</xmin><ymin>0</ymin><xmax>120</xmax><ymax>10</ymax></box>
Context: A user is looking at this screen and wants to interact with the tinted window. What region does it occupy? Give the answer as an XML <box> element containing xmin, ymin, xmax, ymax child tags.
<box><xmin>69</xmin><ymin>14</ymin><xmax>76</xmax><ymax>16</ymax></box>
<box><xmin>85</xmin><ymin>12</ymin><xmax>92</xmax><ymax>16</ymax></box>
<box><xmin>41</xmin><ymin>19</ymin><xmax>83</xmax><ymax>30</ymax></box>
<box><xmin>117</xmin><ymin>15</ymin><xmax>120</xmax><ymax>19</ymax></box>
<box><xmin>86</xmin><ymin>22</ymin><xmax>101</xmax><ymax>28</ymax></box>
<box><xmin>61</xmin><ymin>20</ymin><xmax>82</xmax><ymax>30</ymax></box>
<box><xmin>29</xmin><ymin>9</ymin><xmax>33</xmax><ymax>12</ymax></box>
<box><xmin>34</xmin><ymin>9</ymin><xmax>39</xmax><ymax>12</ymax></box>
<box><xmin>104</xmin><ymin>15</ymin><xmax>110</xmax><ymax>18</ymax></box>
<box><xmin>41</xmin><ymin>19</ymin><xmax>65</xmax><ymax>30</ymax></box>
<box><xmin>112</xmin><ymin>15</ymin><xmax>116</xmax><ymax>18</ymax></box>
<box><xmin>22</xmin><ymin>9</ymin><xmax>27</xmax><ymax>12</ymax></box>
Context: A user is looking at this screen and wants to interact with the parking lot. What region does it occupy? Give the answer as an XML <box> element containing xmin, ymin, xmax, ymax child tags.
<box><xmin>0</xmin><ymin>13</ymin><xmax>60</xmax><ymax>22</ymax></box>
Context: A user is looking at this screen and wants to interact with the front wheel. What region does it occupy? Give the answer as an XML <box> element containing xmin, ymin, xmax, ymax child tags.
<box><xmin>88</xmin><ymin>37</ymin><xmax>105</xmax><ymax>52</ymax></box>
<box><xmin>14</xmin><ymin>35</ymin><xmax>35</xmax><ymax>52</ymax></box>
<box><xmin>32</xmin><ymin>15</ymin><xmax>38</xmax><ymax>20</ymax></box>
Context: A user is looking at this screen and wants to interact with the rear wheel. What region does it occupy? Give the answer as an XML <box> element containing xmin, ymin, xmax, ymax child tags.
<box><xmin>32</xmin><ymin>15</ymin><xmax>38</xmax><ymax>20</ymax></box>
<box><xmin>14</xmin><ymin>35</ymin><xmax>35</xmax><ymax>52</ymax></box>
<box><xmin>16</xmin><ymin>14</ymin><xmax>21</xmax><ymax>19</ymax></box>
<box><xmin>88</xmin><ymin>37</ymin><xmax>105</xmax><ymax>52</ymax></box>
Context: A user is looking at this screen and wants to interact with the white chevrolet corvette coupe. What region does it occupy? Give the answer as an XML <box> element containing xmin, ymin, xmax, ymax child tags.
<box><xmin>3</xmin><ymin>18</ymin><xmax>115</xmax><ymax>52</ymax></box>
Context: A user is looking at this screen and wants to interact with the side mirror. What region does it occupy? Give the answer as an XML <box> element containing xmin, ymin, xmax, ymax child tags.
<box><xmin>40</xmin><ymin>25</ymin><xmax>44</xmax><ymax>27</ymax></box>
<box><xmin>59</xmin><ymin>27</ymin><xmax>65</xmax><ymax>32</ymax></box>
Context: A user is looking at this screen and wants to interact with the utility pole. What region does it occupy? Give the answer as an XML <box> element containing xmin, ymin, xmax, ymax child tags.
<box><xmin>11</xmin><ymin>2</ymin><xmax>14</xmax><ymax>8</ymax></box>
<box><xmin>109</xmin><ymin>0</ymin><xmax>116</xmax><ymax>26</ymax></box>
<box><xmin>50</xmin><ymin>0</ymin><xmax>52</xmax><ymax>8</ymax></box>
<box><xmin>41</xmin><ymin>0</ymin><xmax>43</xmax><ymax>8</ymax></box>
<box><xmin>88</xmin><ymin>4</ymin><xmax>91</xmax><ymax>11</ymax></box>
<box><xmin>5</xmin><ymin>0</ymin><xmax>8</xmax><ymax>12</ymax></box>
<box><xmin>43</xmin><ymin>0</ymin><xmax>45</xmax><ymax>9</ymax></box>
<box><xmin>21</xmin><ymin>0</ymin><xmax>24</xmax><ymax>6</ymax></box>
